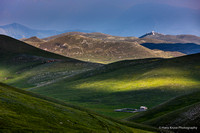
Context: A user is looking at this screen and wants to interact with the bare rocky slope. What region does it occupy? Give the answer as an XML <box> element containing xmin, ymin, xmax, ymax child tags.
<box><xmin>22</xmin><ymin>36</ymin><xmax>46</xmax><ymax>43</ymax></box>
<box><xmin>25</xmin><ymin>33</ymin><xmax>183</xmax><ymax>63</ymax></box>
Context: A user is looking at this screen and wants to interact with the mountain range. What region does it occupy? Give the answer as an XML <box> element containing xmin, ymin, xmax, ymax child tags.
<box><xmin>0</xmin><ymin>23</ymin><xmax>92</xmax><ymax>39</ymax></box>
<box><xmin>0</xmin><ymin>23</ymin><xmax>62</xmax><ymax>39</ymax></box>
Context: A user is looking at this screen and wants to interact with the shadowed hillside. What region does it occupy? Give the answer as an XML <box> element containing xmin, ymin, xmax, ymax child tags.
<box><xmin>0</xmin><ymin>82</ymin><xmax>157</xmax><ymax>132</ymax></box>
<box><xmin>0</xmin><ymin>34</ymin><xmax>70</xmax><ymax>59</ymax></box>
<box><xmin>0</xmin><ymin>35</ymin><xmax>100</xmax><ymax>88</ymax></box>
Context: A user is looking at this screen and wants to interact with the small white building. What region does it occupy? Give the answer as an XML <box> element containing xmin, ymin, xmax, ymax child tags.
<box><xmin>139</xmin><ymin>106</ymin><xmax>148</xmax><ymax>111</ymax></box>
<box><xmin>152</xmin><ymin>31</ymin><xmax>155</xmax><ymax>35</ymax></box>
<box><xmin>114</xmin><ymin>106</ymin><xmax>148</xmax><ymax>113</ymax></box>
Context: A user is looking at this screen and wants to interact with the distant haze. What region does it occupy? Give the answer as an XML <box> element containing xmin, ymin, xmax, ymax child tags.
<box><xmin>0</xmin><ymin>0</ymin><xmax>200</xmax><ymax>37</ymax></box>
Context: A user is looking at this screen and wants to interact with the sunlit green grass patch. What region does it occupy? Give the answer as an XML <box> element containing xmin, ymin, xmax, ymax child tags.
<box><xmin>32</xmin><ymin>55</ymin><xmax>200</xmax><ymax>119</ymax></box>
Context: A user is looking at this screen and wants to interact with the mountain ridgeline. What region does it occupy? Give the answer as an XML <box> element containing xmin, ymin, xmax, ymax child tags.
<box><xmin>0</xmin><ymin>23</ymin><xmax>93</xmax><ymax>39</ymax></box>
<box><xmin>24</xmin><ymin>32</ymin><xmax>184</xmax><ymax>63</ymax></box>
<box><xmin>140</xmin><ymin>31</ymin><xmax>200</xmax><ymax>44</ymax></box>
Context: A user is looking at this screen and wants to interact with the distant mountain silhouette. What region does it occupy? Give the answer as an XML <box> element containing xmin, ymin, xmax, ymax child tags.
<box><xmin>0</xmin><ymin>23</ymin><xmax>93</xmax><ymax>39</ymax></box>
<box><xmin>0</xmin><ymin>23</ymin><xmax>63</xmax><ymax>39</ymax></box>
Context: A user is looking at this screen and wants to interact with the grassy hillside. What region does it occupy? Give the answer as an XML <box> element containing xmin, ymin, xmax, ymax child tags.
<box><xmin>0</xmin><ymin>82</ymin><xmax>158</xmax><ymax>132</ymax></box>
<box><xmin>26</xmin><ymin>34</ymin><xmax>183</xmax><ymax>63</ymax></box>
<box><xmin>31</xmin><ymin>53</ymin><xmax>200</xmax><ymax>119</ymax></box>
<box><xmin>126</xmin><ymin>90</ymin><xmax>200</xmax><ymax>132</ymax></box>
<box><xmin>0</xmin><ymin>35</ymin><xmax>100</xmax><ymax>88</ymax></box>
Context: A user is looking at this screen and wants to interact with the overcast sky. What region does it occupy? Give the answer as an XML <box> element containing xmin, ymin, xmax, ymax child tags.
<box><xmin>0</xmin><ymin>0</ymin><xmax>200</xmax><ymax>36</ymax></box>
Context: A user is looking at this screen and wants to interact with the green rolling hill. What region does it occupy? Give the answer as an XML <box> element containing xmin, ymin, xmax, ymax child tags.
<box><xmin>0</xmin><ymin>35</ymin><xmax>100</xmax><ymax>88</ymax></box>
<box><xmin>0</xmin><ymin>82</ymin><xmax>158</xmax><ymax>132</ymax></box>
<box><xmin>31</xmin><ymin>53</ymin><xmax>200</xmax><ymax>119</ymax></box>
